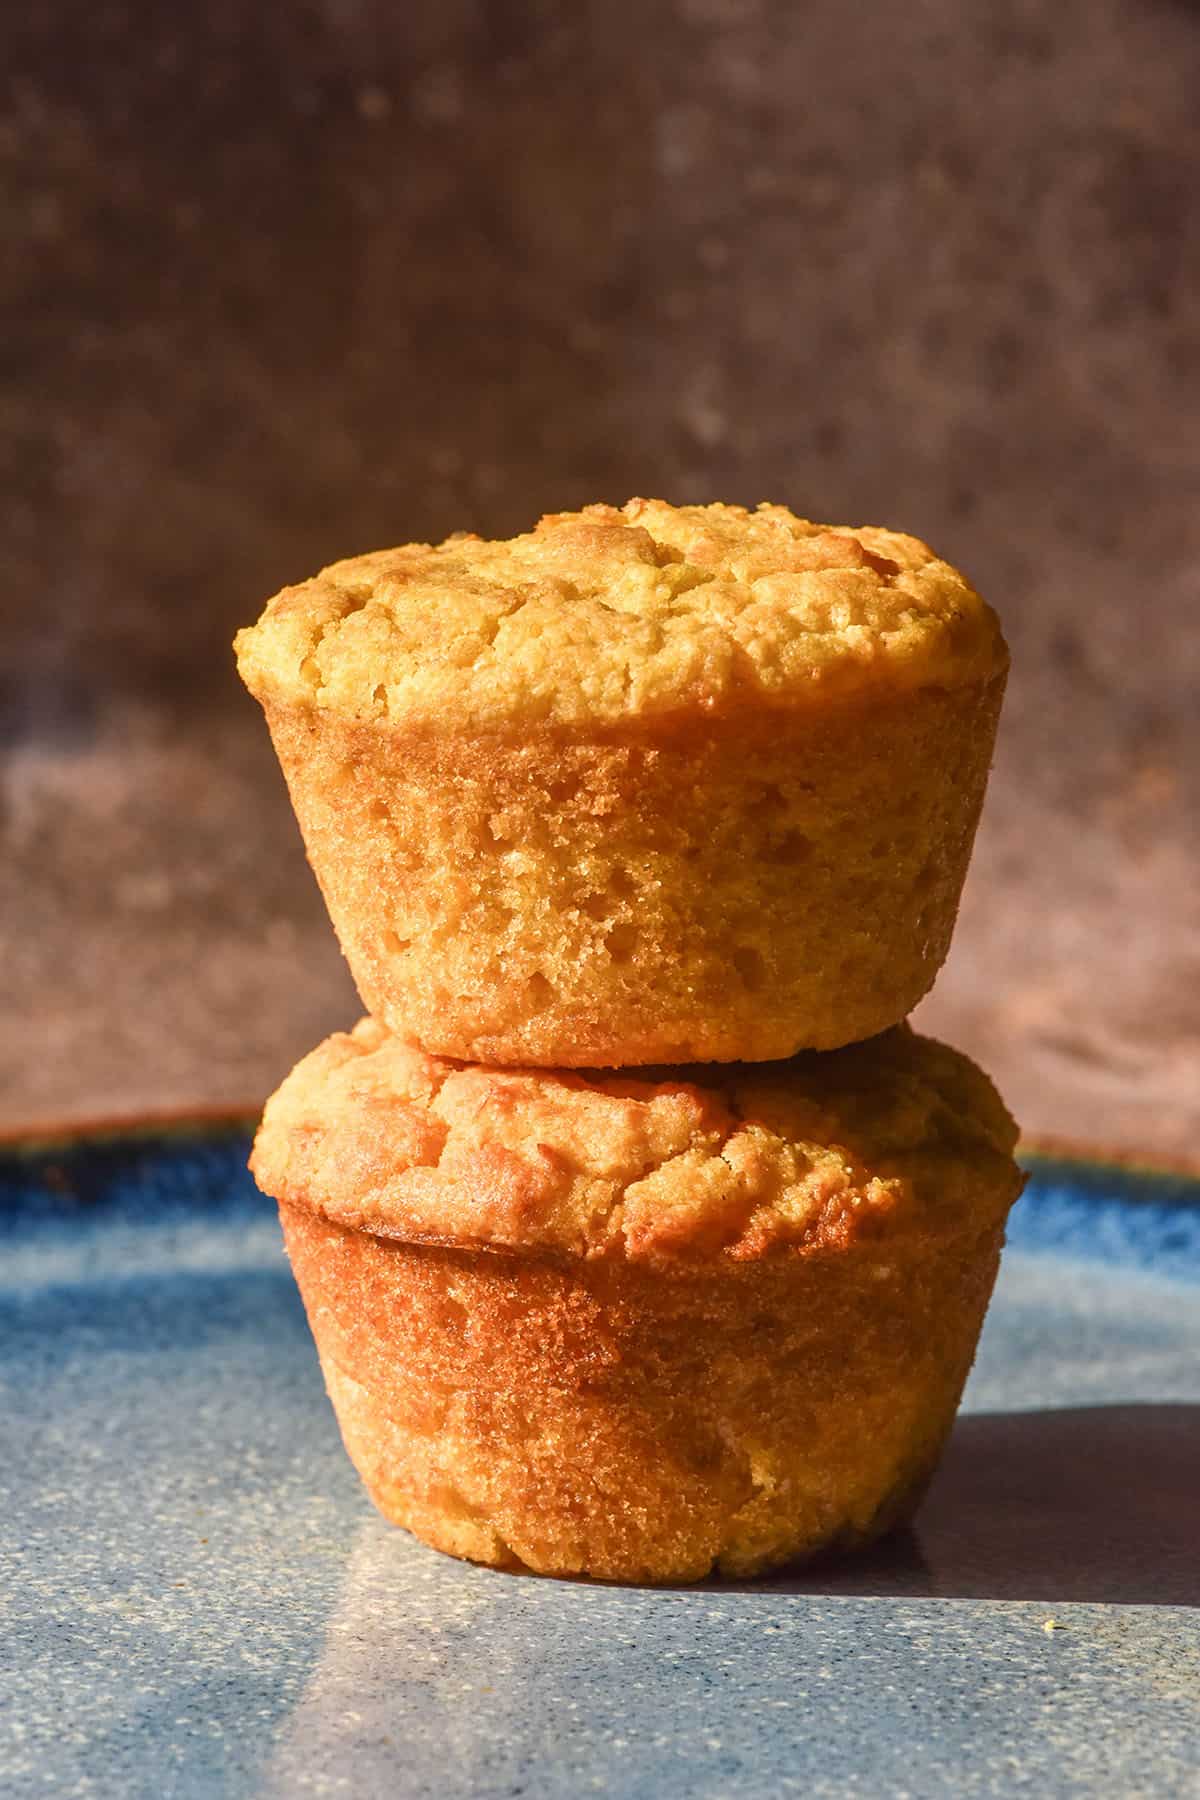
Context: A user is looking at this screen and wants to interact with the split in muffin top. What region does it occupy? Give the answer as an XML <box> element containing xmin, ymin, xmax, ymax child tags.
<box><xmin>234</xmin><ymin>498</ymin><xmax>1008</xmax><ymax>732</ymax></box>
<box><xmin>251</xmin><ymin>1018</ymin><xmax>1022</xmax><ymax>1266</ymax></box>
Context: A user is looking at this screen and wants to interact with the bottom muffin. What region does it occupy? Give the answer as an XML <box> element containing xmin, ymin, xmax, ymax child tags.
<box><xmin>251</xmin><ymin>1020</ymin><xmax>1023</xmax><ymax>1583</ymax></box>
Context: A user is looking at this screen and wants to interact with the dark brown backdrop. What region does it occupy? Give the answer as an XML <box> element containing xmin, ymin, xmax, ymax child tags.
<box><xmin>3</xmin><ymin>0</ymin><xmax>1198</xmax><ymax>1151</ymax></box>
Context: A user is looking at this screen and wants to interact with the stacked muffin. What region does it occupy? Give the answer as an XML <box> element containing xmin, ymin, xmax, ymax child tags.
<box><xmin>236</xmin><ymin>499</ymin><xmax>1022</xmax><ymax>1583</ymax></box>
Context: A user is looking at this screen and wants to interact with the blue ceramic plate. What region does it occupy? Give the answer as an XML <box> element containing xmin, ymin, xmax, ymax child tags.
<box><xmin>3</xmin><ymin>1123</ymin><xmax>1198</xmax><ymax>1799</ymax></box>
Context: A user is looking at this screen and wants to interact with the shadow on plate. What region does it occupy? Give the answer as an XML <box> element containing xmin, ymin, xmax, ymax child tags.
<box><xmin>739</xmin><ymin>1404</ymin><xmax>1199</xmax><ymax>1606</ymax></box>
<box><xmin>258</xmin><ymin>1408</ymin><xmax>1196</xmax><ymax>1796</ymax></box>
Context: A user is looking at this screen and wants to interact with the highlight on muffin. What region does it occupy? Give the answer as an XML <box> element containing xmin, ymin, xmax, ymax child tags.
<box><xmin>251</xmin><ymin>1020</ymin><xmax>1024</xmax><ymax>1583</ymax></box>
<box><xmin>235</xmin><ymin>500</ymin><xmax>1009</xmax><ymax>1068</ymax></box>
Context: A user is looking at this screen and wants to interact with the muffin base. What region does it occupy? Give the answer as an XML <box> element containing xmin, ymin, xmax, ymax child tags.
<box><xmin>279</xmin><ymin>1201</ymin><xmax>1006</xmax><ymax>1583</ymax></box>
<box><xmin>262</xmin><ymin>677</ymin><xmax>1004</xmax><ymax>1066</ymax></box>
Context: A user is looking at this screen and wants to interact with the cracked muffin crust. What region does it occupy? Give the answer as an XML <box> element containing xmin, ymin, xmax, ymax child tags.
<box><xmin>234</xmin><ymin>500</ymin><xmax>1010</xmax><ymax>1066</ymax></box>
<box><xmin>234</xmin><ymin>498</ymin><xmax>1003</xmax><ymax>730</ymax></box>
<box><xmin>253</xmin><ymin>1017</ymin><xmax>1020</xmax><ymax>1264</ymax></box>
<box><xmin>254</xmin><ymin>1021</ymin><xmax>1023</xmax><ymax>1581</ymax></box>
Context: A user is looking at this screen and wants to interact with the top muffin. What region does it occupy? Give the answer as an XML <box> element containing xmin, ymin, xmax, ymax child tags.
<box><xmin>235</xmin><ymin>499</ymin><xmax>1006</xmax><ymax>732</ymax></box>
<box><xmin>235</xmin><ymin>499</ymin><xmax>1009</xmax><ymax>1064</ymax></box>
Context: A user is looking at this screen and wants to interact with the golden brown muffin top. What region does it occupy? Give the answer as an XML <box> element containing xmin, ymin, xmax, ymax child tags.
<box><xmin>251</xmin><ymin>1020</ymin><xmax>1021</xmax><ymax>1265</ymax></box>
<box><xmin>234</xmin><ymin>499</ymin><xmax>1007</xmax><ymax>731</ymax></box>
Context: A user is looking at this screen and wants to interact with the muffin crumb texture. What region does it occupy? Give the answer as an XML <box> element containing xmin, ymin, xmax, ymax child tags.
<box><xmin>235</xmin><ymin>499</ymin><xmax>1006</xmax><ymax>730</ymax></box>
<box><xmin>284</xmin><ymin>1202</ymin><xmax>995</xmax><ymax>1581</ymax></box>
<box><xmin>254</xmin><ymin>675</ymin><xmax>1005</xmax><ymax>1063</ymax></box>
<box><xmin>253</xmin><ymin>1019</ymin><xmax>1020</xmax><ymax>1264</ymax></box>
<box><xmin>260</xmin><ymin>1022</ymin><xmax>1023</xmax><ymax>1581</ymax></box>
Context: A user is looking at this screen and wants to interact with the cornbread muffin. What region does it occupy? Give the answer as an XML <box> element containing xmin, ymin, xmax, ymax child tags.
<box><xmin>252</xmin><ymin>1019</ymin><xmax>1023</xmax><ymax>1583</ymax></box>
<box><xmin>235</xmin><ymin>500</ymin><xmax>1009</xmax><ymax>1066</ymax></box>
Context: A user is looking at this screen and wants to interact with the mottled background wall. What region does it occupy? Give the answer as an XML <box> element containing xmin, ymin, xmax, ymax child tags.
<box><xmin>3</xmin><ymin>0</ymin><xmax>1197</xmax><ymax>1151</ymax></box>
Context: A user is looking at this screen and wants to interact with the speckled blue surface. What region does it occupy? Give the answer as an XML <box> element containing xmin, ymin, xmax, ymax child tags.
<box><xmin>3</xmin><ymin>1128</ymin><xmax>1199</xmax><ymax>1799</ymax></box>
